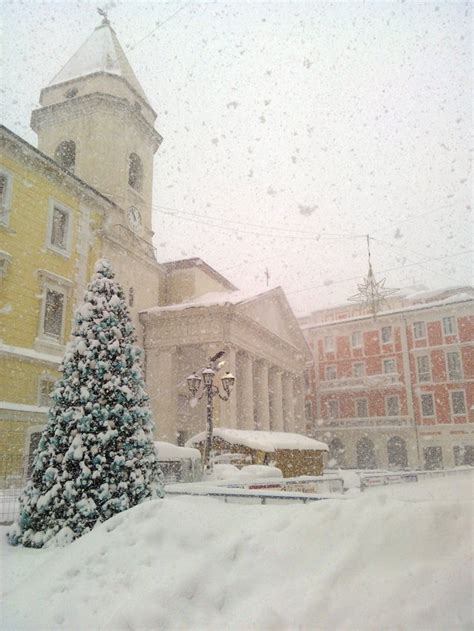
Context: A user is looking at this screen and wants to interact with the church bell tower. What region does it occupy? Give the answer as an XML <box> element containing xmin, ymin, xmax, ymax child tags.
<box><xmin>31</xmin><ymin>13</ymin><xmax>162</xmax><ymax>245</ymax></box>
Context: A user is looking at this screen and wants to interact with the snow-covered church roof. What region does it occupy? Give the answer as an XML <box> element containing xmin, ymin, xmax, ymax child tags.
<box><xmin>48</xmin><ymin>18</ymin><xmax>150</xmax><ymax>105</ymax></box>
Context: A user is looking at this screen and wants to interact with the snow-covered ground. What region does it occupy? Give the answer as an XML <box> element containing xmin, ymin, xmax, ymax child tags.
<box><xmin>1</xmin><ymin>472</ymin><xmax>473</xmax><ymax>630</ymax></box>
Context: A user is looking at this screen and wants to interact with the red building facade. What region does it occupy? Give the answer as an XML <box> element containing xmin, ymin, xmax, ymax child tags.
<box><xmin>300</xmin><ymin>288</ymin><xmax>474</xmax><ymax>470</ymax></box>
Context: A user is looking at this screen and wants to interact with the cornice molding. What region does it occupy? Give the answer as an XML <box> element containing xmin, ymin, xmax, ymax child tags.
<box><xmin>31</xmin><ymin>92</ymin><xmax>162</xmax><ymax>151</ymax></box>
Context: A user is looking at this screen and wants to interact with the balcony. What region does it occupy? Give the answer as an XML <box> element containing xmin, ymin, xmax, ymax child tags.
<box><xmin>319</xmin><ymin>373</ymin><xmax>402</xmax><ymax>391</ymax></box>
<box><xmin>317</xmin><ymin>416</ymin><xmax>413</xmax><ymax>429</ymax></box>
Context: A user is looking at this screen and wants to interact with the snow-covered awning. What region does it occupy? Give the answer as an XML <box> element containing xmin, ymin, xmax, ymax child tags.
<box><xmin>154</xmin><ymin>441</ymin><xmax>201</xmax><ymax>462</ymax></box>
<box><xmin>186</xmin><ymin>429</ymin><xmax>328</xmax><ymax>453</ymax></box>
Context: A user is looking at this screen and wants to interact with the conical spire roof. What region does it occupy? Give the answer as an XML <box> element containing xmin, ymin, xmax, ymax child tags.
<box><xmin>48</xmin><ymin>19</ymin><xmax>150</xmax><ymax>106</ymax></box>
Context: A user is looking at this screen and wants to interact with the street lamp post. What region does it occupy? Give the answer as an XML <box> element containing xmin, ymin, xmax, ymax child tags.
<box><xmin>187</xmin><ymin>358</ymin><xmax>235</xmax><ymax>473</ymax></box>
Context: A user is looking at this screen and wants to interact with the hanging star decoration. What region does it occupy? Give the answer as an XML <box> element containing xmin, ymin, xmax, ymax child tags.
<box><xmin>348</xmin><ymin>235</ymin><xmax>398</xmax><ymax>319</ymax></box>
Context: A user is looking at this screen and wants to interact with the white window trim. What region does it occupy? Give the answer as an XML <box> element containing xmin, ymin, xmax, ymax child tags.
<box><xmin>324</xmin><ymin>336</ymin><xmax>335</xmax><ymax>353</ymax></box>
<box><xmin>442</xmin><ymin>316</ymin><xmax>457</xmax><ymax>337</ymax></box>
<box><xmin>383</xmin><ymin>358</ymin><xmax>396</xmax><ymax>374</ymax></box>
<box><xmin>420</xmin><ymin>392</ymin><xmax>435</xmax><ymax>418</ymax></box>
<box><xmin>0</xmin><ymin>167</ymin><xmax>13</xmax><ymax>227</ymax></box>
<box><xmin>46</xmin><ymin>198</ymin><xmax>73</xmax><ymax>257</ymax></box>
<box><xmin>413</xmin><ymin>321</ymin><xmax>426</xmax><ymax>340</ymax></box>
<box><xmin>353</xmin><ymin>362</ymin><xmax>365</xmax><ymax>377</ymax></box>
<box><xmin>381</xmin><ymin>326</ymin><xmax>393</xmax><ymax>344</ymax></box>
<box><xmin>326</xmin><ymin>365</ymin><xmax>337</xmax><ymax>380</ymax></box>
<box><xmin>446</xmin><ymin>350</ymin><xmax>463</xmax><ymax>381</ymax></box>
<box><xmin>450</xmin><ymin>390</ymin><xmax>467</xmax><ymax>417</ymax></box>
<box><xmin>351</xmin><ymin>331</ymin><xmax>362</xmax><ymax>349</ymax></box>
<box><xmin>385</xmin><ymin>395</ymin><xmax>400</xmax><ymax>416</ymax></box>
<box><xmin>36</xmin><ymin>270</ymin><xmax>72</xmax><ymax>352</ymax></box>
<box><xmin>356</xmin><ymin>397</ymin><xmax>369</xmax><ymax>418</ymax></box>
<box><xmin>416</xmin><ymin>354</ymin><xmax>431</xmax><ymax>383</ymax></box>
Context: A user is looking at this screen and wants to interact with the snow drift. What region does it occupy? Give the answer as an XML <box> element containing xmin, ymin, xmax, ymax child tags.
<box><xmin>2</xmin><ymin>475</ymin><xmax>473</xmax><ymax>630</ymax></box>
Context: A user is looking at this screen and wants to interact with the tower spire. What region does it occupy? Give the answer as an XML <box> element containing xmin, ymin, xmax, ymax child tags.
<box><xmin>97</xmin><ymin>7</ymin><xmax>110</xmax><ymax>26</ymax></box>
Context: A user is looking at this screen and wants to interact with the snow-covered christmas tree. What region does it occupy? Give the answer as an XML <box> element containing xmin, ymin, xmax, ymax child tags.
<box><xmin>8</xmin><ymin>259</ymin><xmax>162</xmax><ymax>548</ymax></box>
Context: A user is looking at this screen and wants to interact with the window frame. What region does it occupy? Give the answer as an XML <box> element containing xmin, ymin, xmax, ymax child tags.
<box><xmin>446</xmin><ymin>350</ymin><xmax>462</xmax><ymax>381</ymax></box>
<box><xmin>128</xmin><ymin>153</ymin><xmax>144</xmax><ymax>192</ymax></box>
<box><xmin>420</xmin><ymin>393</ymin><xmax>435</xmax><ymax>418</ymax></box>
<box><xmin>416</xmin><ymin>354</ymin><xmax>431</xmax><ymax>383</ymax></box>
<box><xmin>355</xmin><ymin>397</ymin><xmax>369</xmax><ymax>418</ymax></box>
<box><xmin>413</xmin><ymin>321</ymin><xmax>426</xmax><ymax>340</ymax></box>
<box><xmin>47</xmin><ymin>199</ymin><xmax>73</xmax><ymax>257</ymax></box>
<box><xmin>450</xmin><ymin>390</ymin><xmax>466</xmax><ymax>416</ymax></box>
<box><xmin>0</xmin><ymin>167</ymin><xmax>13</xmax><ymax>227</ymax></box>
<box><xmin>385</xmin><ymin>395</ymin><xmax>400</xmax><ymax>416</ymax></box>
<box><xmin>327</xmin><ymin>399</ymin><xmax>339</xmax><ymax>419</ymax></box>
<box><xmin>353</xmin><ymin>361</ymin><xmax>365</xmax><ymax>378</ymax></box>
<box><xmin>351</xmin><ymin>330</ymin><xmax>362</xmax><ymax>349</ymax></box>
<box><xmin>442</xmin><ymin>316</ymin><xmax>456</xmax><ymax>336</ymax></box>
<box><xmin>325</xmin><ymin>365</ymin><xmax>337</xmax><ymax>381</ymax></box>
<box><xmin>324</xmin><ymin>335</ymin><xmax>335</xmax><ymax>353</ymax></box>
<box><xmin>23</xmin><ymin>424</ymin><xmax>46</xmax><ymax>478</ymax></box>
<box><xmin>383</xmin><ymin>358</ymin><xmax>396</xmax><ymax>374</ymax></box>
<box><xmin>381</xmin><ymin>326</ymin><xmax>392</xmax><ymax>344</ymax></box>
<box><xmin>36</xmin><ymin>270</ymin><xmax>72</xmax><ymax>349</ymax></box>
<box><xmin>38</xmin><ymin>374</ymin><xmax>56</xmax><ymax>407</ymax></box>
<box><xmin>54</xmin><ymin>140</ymin><xmax>76</xmax><ymax>173</ymax></box>
<box><xmin>0</xmin><ymin>250</ymin><xmax>12</xmax><ymax>279</ymax></box>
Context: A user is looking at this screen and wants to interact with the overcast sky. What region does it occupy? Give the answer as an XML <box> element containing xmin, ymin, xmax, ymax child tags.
<box><xmin>2</xmin><ymin>0</ymin><xmax>472</xmax><ymax>315</ymax></box>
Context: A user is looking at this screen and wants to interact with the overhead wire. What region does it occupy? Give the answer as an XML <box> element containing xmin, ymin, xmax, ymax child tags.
<box><xmin>286</xmin><ymin>250</ymin><xmax>473</xmax><ymax>296</ymax></box>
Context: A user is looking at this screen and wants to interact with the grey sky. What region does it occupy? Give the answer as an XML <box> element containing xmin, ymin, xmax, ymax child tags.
<box><xmin>2</xmin><ymin>0</ymin><xmax>472</xmax><ymax>315</ymax></box>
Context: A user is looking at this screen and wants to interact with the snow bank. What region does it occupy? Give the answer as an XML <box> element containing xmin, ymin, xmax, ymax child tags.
<box><xmin>2</xmin><ymin>474</ymin><xmax>472</xmax><ymax>630</ymax></box>
<box><xmin>186</xmin><ymin>428</ymin><xmax>328</xmax><ymax>452</ymax></box>
<box><xmin>206</xmin><ymin>464</ymin><xmax>283</xmax><ymax>481</ymax></box>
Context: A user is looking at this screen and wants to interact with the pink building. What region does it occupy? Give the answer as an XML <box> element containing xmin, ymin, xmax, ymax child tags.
<box><xmin>300</xmin><ymin>287</ymin><xmax>474</xmax><ymax>470</ymax></box>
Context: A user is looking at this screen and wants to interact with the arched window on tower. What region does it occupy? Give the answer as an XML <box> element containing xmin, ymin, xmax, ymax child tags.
<box><xmin>54</xmin><ymin>140</ymin><xmax>76</xmax><ymax>173</ymax></box>
<box><xmin>128</xmin><ymin>153</ymin><xmax>143</xmax><ymax>192</ymax></box>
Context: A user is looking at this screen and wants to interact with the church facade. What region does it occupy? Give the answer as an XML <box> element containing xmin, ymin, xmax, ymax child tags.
<box><xmin>0</xmin><ymin>17</ymin><xmax>310</xmax><ymax>474</ymax></box>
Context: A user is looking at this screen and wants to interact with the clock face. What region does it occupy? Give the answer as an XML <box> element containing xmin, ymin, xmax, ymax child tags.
<box><xmin>127</xmin><ymin>206</ymin><xmax>142</xmax><ymax>233</ymax></box>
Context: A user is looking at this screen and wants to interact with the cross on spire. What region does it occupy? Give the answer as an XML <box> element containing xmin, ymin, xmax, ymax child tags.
<box><xmin>97</xmin><ymin>7</ymin><xmax>110</xmax><ymax>25</ymax></box>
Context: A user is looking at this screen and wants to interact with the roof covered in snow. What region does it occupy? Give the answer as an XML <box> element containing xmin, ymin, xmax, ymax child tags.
<box><xmin>186</xmin><ymin>429</ymin><xmax>328</xmax><ymax>452</ymax></box>
<box><xmin>301</xmin><ymin>287</ymin><xmax>474</xmax><ymax>330</ymax></box>
<box><xmin>162</xmin><ymin>258</ymin><xmax>237</xmax><ymax>291</ymax></box>
<box><xmin>48</xmin><ymin>20</ymin><xmax>150</xmax><ymax>106</ymax></box>
<box><xmin>142</xmin><ymin>287</ymin><xmax>263</xmax><ymax>313</ymax></box>
<box><xmin>154</xmin><ymin>441</ymin><xmax>201</xmax><ymax>462</ymax></box>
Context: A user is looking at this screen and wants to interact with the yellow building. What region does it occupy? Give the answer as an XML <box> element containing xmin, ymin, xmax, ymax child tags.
<box><xmin>0</xmin><ymin>126</ymin><xmax>109</xmax><ymax>472</ymax></box>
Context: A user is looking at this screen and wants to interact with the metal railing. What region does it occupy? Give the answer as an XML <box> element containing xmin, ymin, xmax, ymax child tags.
<box><xmin>165</xmin><ymin>486</ymin><xmax>342</xmax><ymax>505</ymax></box>
<box><xmin>0</xmin><ymin>454</ymin><xmax>26</xmax><ymax>525</ymax></box>
<box><xmin>360</xmin><ymin>466</ymin><xmax>473</xmax><ymax>491</ymax></box>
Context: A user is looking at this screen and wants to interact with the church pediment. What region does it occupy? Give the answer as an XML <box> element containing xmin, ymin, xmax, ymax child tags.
<box><xmin>235</xmin><ymin>288</ymin><xmax>311</xmax><ymax>357</ymax></box>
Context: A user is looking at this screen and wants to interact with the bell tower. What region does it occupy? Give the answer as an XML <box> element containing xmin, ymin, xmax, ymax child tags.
<box><xmin>31</xmin><ymin>14</ymin><xmax>162</xmax><ymax>245</ymax></box>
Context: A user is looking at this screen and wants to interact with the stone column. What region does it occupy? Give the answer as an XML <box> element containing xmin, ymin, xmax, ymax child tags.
<box><xmin>254</xmin><ymin>359</ymin><xmax>270</xmax><ymax>430</ymax></box>
<box><xmin>269</xmin><ymin>368</ymin><xmax>284</xmax><ymax>431</ymax></box>
<box><xmin>150</xmin><ymin>347</ymin><xmax>177</xmax><ymax>443</ymax></box>
<box><xmin>282</xmin><ymin>373</ymin><xmax>294</xmax><ymax>432</ymax></box>
<box><xmin>293</xmin><ymin>373</ymin><xmax>306</xmax><ymax>435</ymax></box>
<box><xmin>219</xmin><ymin>346</ymin><xmax>237</xmax><ymax>428</ymax></box>
<box><xmin>237</xmin><ymin>352</ymin><xmax>254</xmax><ymax>429</ymax></box>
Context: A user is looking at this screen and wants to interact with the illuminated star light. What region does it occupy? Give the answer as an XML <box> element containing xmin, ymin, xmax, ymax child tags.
<box><xmin>348</xmin><ymin>262</ymin><xmax>398</xmax><ymax>318</ymax></box>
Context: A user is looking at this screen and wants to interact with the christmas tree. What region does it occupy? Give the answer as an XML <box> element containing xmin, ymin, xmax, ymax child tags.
<box><xmin>8</xmin><ymin>259</ymin><xmax>162</xmax><ymax>548</ymax></box>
